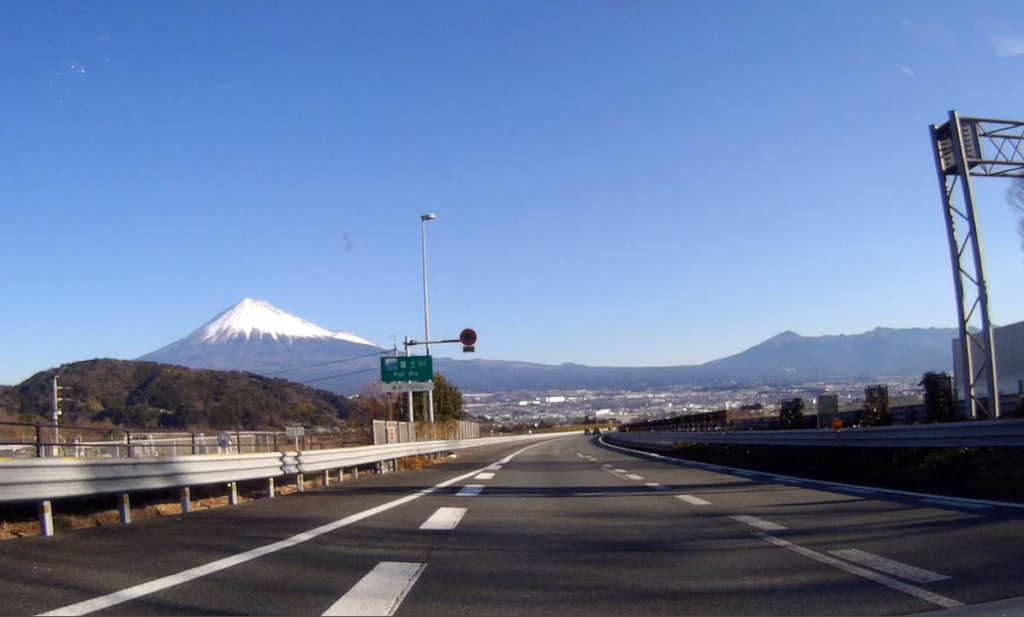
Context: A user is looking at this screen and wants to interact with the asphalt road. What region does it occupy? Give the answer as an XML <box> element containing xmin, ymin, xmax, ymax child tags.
<box><xmin>3</xmin><ymin>435</ymin><xmax>1024</xmax><ymax>616</ymax></box>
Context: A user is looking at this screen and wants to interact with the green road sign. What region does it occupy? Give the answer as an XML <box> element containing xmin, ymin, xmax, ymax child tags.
<box><xmin>380</xmin><ymin>355</ymin><xmax>433</xmax><ymax>382</ymax></box>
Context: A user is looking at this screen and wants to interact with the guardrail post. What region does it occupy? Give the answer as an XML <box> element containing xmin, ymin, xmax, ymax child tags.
<box><xmin>338</xmin><ymin>468</ymin><xmax>345</xmax><ymax>482</ymax></box>
<box><xmin>228</xmin><ymin>482</ymin><xmax>238</xmax><ymax>505</ymax></box>
<box><xmin>353</xmin><ymin>467</ymin><xmax>359</xmax><ymax>479</ymax></box>
<box><xmin>35</xmin><ymin>422</ymin><xmax>43</xmax><ymax>458</ymax></box>
<box><xmin>266</xmin><ymin>477</ymin><xmax>275</xmax><ymax>498</ymax></box>
<box><xmin>296</xmin><ymin>474</ymin><xmax>304</xmax><ymax>492</ymax></box>
<box><xmin>179</xmin><ymin>487</ymin><xmax>191</xmax><ymax>513</ymax></box>
<box><xmin>39</xmin><ymin>501</ymin><xmax>55</xmax><ymax>537</ymax></box>
<box><xmin>119</xmin><ymin>494</ymin><xmax>131</xmax><ymax>524</ymax></box>
<box><xmin>322</xmin><ymin>470</ymin><xmax>330</xmax><ymax>486</ymax></box>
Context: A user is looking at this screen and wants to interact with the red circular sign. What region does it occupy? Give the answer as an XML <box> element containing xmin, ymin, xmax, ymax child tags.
<box><xmin>459</xmin><ymin>328</ymin><xmax>477</xmax><ymax>346</ymax></box>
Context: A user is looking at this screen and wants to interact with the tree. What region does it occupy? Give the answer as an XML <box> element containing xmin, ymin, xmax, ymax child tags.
<box><xmin>779</xmin><ymin>398</ymin><xmax>804</xmax><ymax>430</ymax></box>
<box><xmin>395</xmin><ymin>373</ymin><xmax>463</xmax><ymax>423</ymax></box>
<box><xmin>1008</xmin><ymin>177</ymin><xmax>1024</xmax><ymax>257</ymax></box>
<box><xmin>919</xmin><ymin>372</ymin><xmax>955</xmax><ymax>423</ymax></box>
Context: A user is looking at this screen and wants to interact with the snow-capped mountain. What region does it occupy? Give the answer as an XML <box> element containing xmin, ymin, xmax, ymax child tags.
<box><xmin>139</xmin><ymin>299</ymin><xmax>385</xmax><ymax>394</ymax></box>
<box><xmin>189</xmin><ymin>298</ymin><xmax>375</xmax><ymax>345</ymax></box>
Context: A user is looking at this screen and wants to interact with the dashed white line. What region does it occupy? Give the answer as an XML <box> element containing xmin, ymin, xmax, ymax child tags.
<box><xmin>419</xmin><ymin>507</ymin><xmax>467</xmax><ymax>531</ymax></box>
<box><xmin>676</xmin><ymin>495</ymin><xmax>711</xmax><ymax>506</ymax></box>
<box><xmin>474</xmin><ymin>472</ymin><xmax>495</xmax><ymax>480</ymax></box>
<box><xmin>613</xmin><ymin>469</ymin><xmax>627</xmax><ymax>473</ymax></box>
<box><xmin>625</xmin><ymin>474</ymin><xmax>644</xmax><ymax>481</ymax></box>
<box><xmin>456</xmin><ymin>485</ymin><xmax>484</xmax><ymax>497</ymax></box>
<box><xmin>322</xmin><ymin>561</ymin><xmax>426</xmax><ymax>616</ymax></box>
<box><xmin>730</xmin><ymin>515</ymin><xmax>787</xmax><ymax>531</ymax></box>
<box><xmin>485</xmin><ymin>464</ymin><xmax>502</xmax><ymax>471</ymax></box>
<box><xmin>644</xmin><ymin>483</ymin><xmax>668</xmax><ymax>491</ymax></box>
<box><xmin>921</xmin><ymin>498</ymin><xmax>991</xmax><ymax>511</ymax></box>
<box><xmin>754</xmin><ymin>533</ymin><xmax>962</xmax><ymax>609</ymax></box>
<box><xmin>829</xmin><ymin>549</ymin><xmax>950</xmax><ymax>584</ymax></box>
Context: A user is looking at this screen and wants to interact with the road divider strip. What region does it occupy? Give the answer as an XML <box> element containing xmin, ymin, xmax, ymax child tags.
<box><xmin>321</xmin><ymin>561</ymin><xmax>425</xmax><ymax>616</ymax></box>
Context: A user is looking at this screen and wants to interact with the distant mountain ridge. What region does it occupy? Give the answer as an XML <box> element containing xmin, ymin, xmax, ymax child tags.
<box><xmin>136</xmin><ymin>299</ymin><xmax>960</xmax><ymax>394</ymax></box>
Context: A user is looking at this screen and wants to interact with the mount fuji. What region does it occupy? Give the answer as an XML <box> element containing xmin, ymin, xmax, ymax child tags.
<box><xmin>139</xmin><ymin>299</ymin><xmax>386</xmax><ymax>394</ymax></box>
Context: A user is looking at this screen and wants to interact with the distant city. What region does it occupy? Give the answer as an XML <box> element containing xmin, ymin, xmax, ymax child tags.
<box><xmin>463</xmin><ymin>377</ymin><xmax>926</xmax><ymax>430</ymax></box>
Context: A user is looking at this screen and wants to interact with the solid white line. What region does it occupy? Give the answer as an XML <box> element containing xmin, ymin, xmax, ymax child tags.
<box><xmin>676</xmin><ymin>495</ymin><xmax>711</xmax><ymax>506</ymax></box>
<box><xmin>754</xmin><ymin>533</ymin><xmax>962</xmax><ymax>609</ymax></box>
<box><xmin>456</xmin><ymin>485</ymin><xmax>484</xmax><ymax>497</ymax></box>
<box><xmin>921</xmin><ymin>498</ymin><xmax>991</xmax><ymax>510</ymax></box>
<box><xmin>829</xmin><ymin>549</ymin><xmax>950</xmax><ymax>584</ymax></box>
<box><xmin>37</xmin><ymin>442</ymin><xmax>549</xmax><ymax>617</ymax></box>
<box><xmin>730</xmin><ymin>515</ymin><xmax>787</xmax><ymax>531</ymax></box>
<box><xmin>474</xmin><ymin>472</ymin><xmax>495</xmax><ymax>480</ymax></box>
<box><xmin>419</xmin><ymin>507</ymin><xmax>467</xmax><ymax>531</ymax></box>
<box><xmin>645</xmin><ymin>483</ymin><xmax>668</xmax><ymax>491</ymax></box>
<box><xmin>322</xmin><ymin>561</ymin><xmax>426</xmax><ymax>616</ymax></box>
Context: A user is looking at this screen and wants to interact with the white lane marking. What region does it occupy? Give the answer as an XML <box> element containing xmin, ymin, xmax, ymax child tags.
<box><xmin>613</xmin><ymin>468</ymin><xmax>627</xmax><ymax>473</ymax></box>
<box><xmin>645</xmin><ymin>483</ymin><xmax>668</xmax><ymax>491</ymax></box>
<box><xmin>322</xmin><ymin>561</ymin><xmax>425</xmax><ymax>616</ymax></box>
<box><xmin>676</xmin><ymin>495</ymin><xmax>711</xmax><ymax>506</ymax></box>
<box><xmin>829</xmin><ymin>549</ymin><xmax>950</xmax><ymax>584</ymax></box>
<box><xmin>485</xmin><ymin>464</ymin><xmax>502</xmax><ymax>471</ymax></box>
<box><xmin>730</xmin><ymin>515</ymin><xmax>787</xmax><ymax>531</ymax></box>
<box><xmin>457</xmin><ymin>485</ymin><xmax>484</xmax><ymax>497</ymax></box>
<box><xmin>419</xmin><ymin>507</ymin><xmax>467</xmax><ymax>531</ymax></box>
<box><xmin>601</xmin><ymin>438</ymin><xmax>1024</xmax><ymax>510</ymax></box>
<box><xmin>576</xmin><ymin>453</ymin><xmax>584</xmax><ymax>458</ymax></box>
<box><xmin>601</xmin><ymin>464</ymin><xmax>613</xmax><ymax>468</ymax></box>
<box><xmin>625</xmin><ymin>474</ymin><xmax>644</xmax><ymax>481</ymax></box>
<box><xmin>921</xmin><ymin>498</ymin><xmax>991</xmax><ymax>511</ymax></box>
<box><xmin>474</xmin><ymin>472</ymin><xmax>495</xmax><ymax>480</ymax></box>
<box><xmin>754</xmin><ymin>533</ymin><xmax>963</xmax><ymax>609</ymax></box>
<box><xmin>38</xmin><ymin>442</ymin><xmax>550</xmax><ymax>617</ymax></box>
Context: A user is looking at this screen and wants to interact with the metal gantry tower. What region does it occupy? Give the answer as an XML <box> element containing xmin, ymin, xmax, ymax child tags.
<box><xmin>929</xmin><ymin>111</ymin><xmax>1024</xmax><ymax>419</ymax></box>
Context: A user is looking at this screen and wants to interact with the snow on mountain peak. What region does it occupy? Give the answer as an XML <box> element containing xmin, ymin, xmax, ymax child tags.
<box><xmin>194</xmin><ymin>298</ymin><xmax>376</xmax><ymax>346</ymax></box>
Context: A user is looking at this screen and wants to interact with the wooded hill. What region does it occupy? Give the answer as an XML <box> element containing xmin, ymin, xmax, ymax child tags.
<box><xmin>0</xmin><ymin>359</ymin><xmax>355</xmax><ymax>431</ymax></box>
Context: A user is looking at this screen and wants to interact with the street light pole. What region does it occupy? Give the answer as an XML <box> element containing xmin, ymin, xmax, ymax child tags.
<box><xmin>420</xmin><ymin>213</ymin><xmax>436</xmax><ymax>424</ymax></box>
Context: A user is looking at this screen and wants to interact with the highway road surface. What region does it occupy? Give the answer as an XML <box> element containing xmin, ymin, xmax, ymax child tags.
<box><xmin>2</xmin><ymin>434</ymin><xmax>1024</xmax><ymax>616</ymax></box>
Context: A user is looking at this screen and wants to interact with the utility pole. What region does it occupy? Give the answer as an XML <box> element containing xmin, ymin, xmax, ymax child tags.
<box><xmin>51</xmin><ymin>376</ymin><xmax>69</xmax><ymax>457</ymax></box>
<box><xmin>404</xmin><ymin>336</ymin><xmax>414</xmax><ymax>423</ymax></box>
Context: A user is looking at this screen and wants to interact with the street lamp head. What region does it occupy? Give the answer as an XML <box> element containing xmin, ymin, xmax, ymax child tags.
<box><xmin>421</xmin><ymin>213</ymin><xmax>436</xmax><ymax>221</ymax></box>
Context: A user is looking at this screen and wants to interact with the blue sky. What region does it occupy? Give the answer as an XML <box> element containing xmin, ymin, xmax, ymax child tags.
<box><xmin>2</xmin><ymin>1</ymin><xmax>1024</xmax><ymax>385</ymax></box>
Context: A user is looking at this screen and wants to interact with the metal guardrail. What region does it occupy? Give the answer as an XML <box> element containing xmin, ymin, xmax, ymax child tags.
<box><xmin>0</xmin><ymin>432</ymin><xmax>567</xmax><ymax>505</ymax></box>
<box><xmin>603</xmin><ymin>418</ymin><xmax>1024</xmax><ymax>449</ymax></box>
